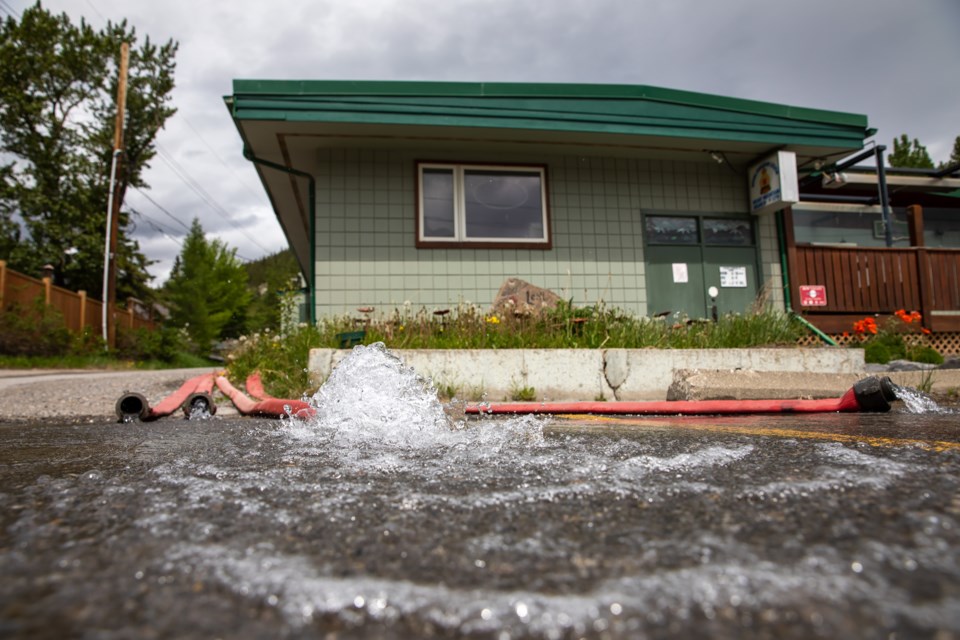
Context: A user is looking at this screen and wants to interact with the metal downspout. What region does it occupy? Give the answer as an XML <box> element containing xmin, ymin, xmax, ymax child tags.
<box><xmin>241</xmin><ymin>149</ymin><xmax>317</xmax><ymax>325</ymax></box>
<box><xmin>776</xmin><ymin>209</ymin><xmax>838</xmax><ymax>346</ymax></box>
<box><xmin>875</xmin><ymin>145</ymin><xmax>894</xmax><ymax>247</ymax></box>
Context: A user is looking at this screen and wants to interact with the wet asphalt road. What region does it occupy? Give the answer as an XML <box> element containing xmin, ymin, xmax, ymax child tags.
<box><xmin>0</xmin><ymin>410</ymin><xmax>959</xmax><ymax>639</ymax></box>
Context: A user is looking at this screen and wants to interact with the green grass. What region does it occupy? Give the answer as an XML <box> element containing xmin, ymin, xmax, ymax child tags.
<box><xmin>225</xmin><ymin>304</ymin><xmax>810</xmax><ymax>398</ymax></box>
<box><xmin>0</xmin><ymin>351</ymin><xmax>217</xmax><ymax>371</ymax></box>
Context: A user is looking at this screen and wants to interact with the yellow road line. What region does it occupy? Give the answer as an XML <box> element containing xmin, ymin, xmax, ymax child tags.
<box><xmin>549</xmin><ymin>414</ymin><xmax>960</xmax><ymax>452</ymax></box>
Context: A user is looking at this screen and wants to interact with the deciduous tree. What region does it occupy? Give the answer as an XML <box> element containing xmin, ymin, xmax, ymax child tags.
<box><xmin>0</xmin><ymin>2</ymin><xmax>177</xmax><ymax>301</ymax></box>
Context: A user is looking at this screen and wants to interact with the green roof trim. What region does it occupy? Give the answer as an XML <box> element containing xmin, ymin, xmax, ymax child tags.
<box><xmin>227</xmin><ymin>79</ymin><xmax>870</xmax><ymax>149</ymax></box>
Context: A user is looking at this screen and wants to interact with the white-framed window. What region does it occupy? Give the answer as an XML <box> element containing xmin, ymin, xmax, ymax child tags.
<box><xmin>417</xmin><ymin>162</ymin><xmax>551</xmax><ymax>248</ymax></box>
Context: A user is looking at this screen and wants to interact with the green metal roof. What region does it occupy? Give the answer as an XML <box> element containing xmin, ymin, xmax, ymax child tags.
<box><xmin>227</xmin><ymin>80</ymin><xmax>871</xmax><ymax>149</ymax></box>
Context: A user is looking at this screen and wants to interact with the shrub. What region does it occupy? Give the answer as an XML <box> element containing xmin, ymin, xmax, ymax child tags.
<box><xmin>0</xmin><ymin>299</ymin><xmax>71</xmax><ymax>357</ymax></box>
<box><xmin>850</xmin><ymin>309</ymin><xmax>941</xmax><ymax>365</ymax></box>
<box><xmin>863</xmin><ymin>341</ymin><xmax>895</xmax><ymax>365</ymax></box>
<box><xmin>909</xmin><ymin>345</ymin><xmax>944</xmax><ymax>365</ymax></box>
<box><xmin>116</xmin><ymin>325</ymin><xmax>185</xmax><ymax>363</ymax></box>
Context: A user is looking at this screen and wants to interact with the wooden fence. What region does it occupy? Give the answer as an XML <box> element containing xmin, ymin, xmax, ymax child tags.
<box><xmin>791</xmin><ymin>246</ymin><xmax>960</xmax><ymax>333</ymax></box>
<box><xmin>0</xmin><ymin>260</ymin><xmax>157</xmax><ymax>334</ymax></box>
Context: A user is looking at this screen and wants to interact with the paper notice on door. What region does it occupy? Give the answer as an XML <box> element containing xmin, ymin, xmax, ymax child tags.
<box><xmin>672</xmin><ymin>263</ymin><xmax>688</xmax><ymax>283</ymax></box>
<box><xmin>719</xmin><ymin>266</ymin><xmax>748</xmax><ymax>288</ymax></box>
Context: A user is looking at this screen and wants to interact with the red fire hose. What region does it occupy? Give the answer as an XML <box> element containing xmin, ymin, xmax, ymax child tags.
<box><xmin>465</xmin><ymin>376</ymin><xmax>897</xmax><ymax>416</ymax></box>
<box><xmin>115</xmin><ymin>372</ymin><xmax>217</xmax><ymax>422</ymax></box>
<box><xmin>243</xmin><ymin>372</ymin><xmax>270</xmax><ymax>401</ymax></box>
<box><xmin>215</xmin><ymin>374</ymin><xmax>316</xmax><ymax>419</ymax></box>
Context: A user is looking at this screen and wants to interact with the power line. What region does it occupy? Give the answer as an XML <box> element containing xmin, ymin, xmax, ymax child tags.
<box><xmin>82</xmin><ymin>0</ymin><xmax>107</xmax><ymax>23</ymax></box>
<box><xmin>181</xmin><ymin>116</ymin><xmax>266</xmax><ymax>202</ymax></box>
<box><xmin>155</xmin><ymin>145</ymin><xmax>274</xmax><ymax>255</ymax></box>
<box><xmin>129</xmin><ymin>207</ymin><xmax>184</xmax><ymax>243</ymax></box>
<box><xmin>130</xmin><ymin>207</ymin><xmax>255</xmax><ymax>263</ymax></box>
<box><xmin>0</xmin><ymin>0</ymin><xmax>21</xmax><ymax>19</ymax></box>
<box><xmin>130</xmin><ymin>186</ymin><xmax>191</xmax><ymax>231</ymax></box>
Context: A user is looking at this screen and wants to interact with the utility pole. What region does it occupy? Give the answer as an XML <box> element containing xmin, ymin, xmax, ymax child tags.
<box><xmin>102</xmin><ymin>42</ymin><xmax>129</xmax><ymax>348</ymax></box>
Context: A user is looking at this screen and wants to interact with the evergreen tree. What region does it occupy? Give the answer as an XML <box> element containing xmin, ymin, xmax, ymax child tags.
<box><xmin>164</xmin><ymin>219</ymin><xmax>252</xmax><ymax>353</ymax></box>
<box><xmin>888</xmin><ymin>134</ymin><xmax>934</xmax><ymax>169</ymax></box>
<box><xmin>0</xmin><ymin>2</ymin><xmax>177</xmax><ymax>300</ymax></box>
<box><xmin>939</xmin><ymin>135</ymin><xmax>960</xmax><ymax>170</ymax></box>
<box><xmin>244</xmin><ymin>249</ymin><xmax>301</xmax><ymax>332</ymax></box>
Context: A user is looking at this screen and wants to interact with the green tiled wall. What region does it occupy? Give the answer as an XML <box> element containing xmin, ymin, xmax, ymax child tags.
<box><xmin>313</xmin><ymin>149</ymin><xmax>777</xmax><ymax>318</ymax></box>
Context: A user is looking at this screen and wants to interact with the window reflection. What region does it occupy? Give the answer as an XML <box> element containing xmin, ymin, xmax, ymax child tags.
<box><xmin>464</xmin><ymin>171</ymin><xmax>543</xmax><ymax>239</ymax></box>
<box><xmin>644</xmin><ymin>216</ymin><xmax>699</xmax><ymax>244</ymax></box>
<box><xmin>704</xmin><ymin>218</ymin><xmax>753</xmax><ymax>245</ymax></box>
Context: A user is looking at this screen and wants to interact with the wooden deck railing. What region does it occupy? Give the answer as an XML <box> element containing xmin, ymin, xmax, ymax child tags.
<box><xmin>792</xmin><ymin>246</ymin><xmax>960</xmax><ymax>332</ymax></box>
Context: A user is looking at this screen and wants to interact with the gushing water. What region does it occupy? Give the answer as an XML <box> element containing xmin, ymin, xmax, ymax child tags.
<box><xmin>889</xmin><ymin>381</ymin><xmax>952</xmax><ymax>414</ymax></box>
<box><xmin>288</xmin><ymin>342</ymin><xmax>544</xmax><ymax>451</ymax></box>
<box><xmin>301</xmin><ymin>343</ymin><xmax>457</xmax><ymax>446</ymax></box>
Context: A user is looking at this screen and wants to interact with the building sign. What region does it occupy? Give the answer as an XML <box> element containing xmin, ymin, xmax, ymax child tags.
<box><xmin>799</xmin><ymin>285</ymin><xmax>827</xmax><ymax>307</ymax></box>
<box><xmin>719</xmin><ymin>266</ymin><xmax>748</xmax><ymax>288</ymax></box>
<box><xmin>748</xmin><ymin>150</ymin><xmax>799</xmax><ymax>216</ymax></box>
<box><xmin>672</xmin><ymin>263</ymin><xmax>688</xmax><ymax>283</ymax></box>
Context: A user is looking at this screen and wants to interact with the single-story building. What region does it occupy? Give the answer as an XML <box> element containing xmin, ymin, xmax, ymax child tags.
<box><xmin>224</xmin><ymin>80</ymin><xmax>959</xmax><ymax>344</ymax></box>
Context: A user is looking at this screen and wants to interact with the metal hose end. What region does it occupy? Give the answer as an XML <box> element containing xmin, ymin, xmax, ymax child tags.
<box><xmin>116</xmin><ymin>392</ymin><xmax>150</xmax><ymax>422</ymax></box>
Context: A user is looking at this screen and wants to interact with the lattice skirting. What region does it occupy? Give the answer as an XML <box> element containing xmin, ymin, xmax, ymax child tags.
<box><xmin>797</xmin><ymin>331</ymin><xmax>960</xmax><ymax>356</ymax></box>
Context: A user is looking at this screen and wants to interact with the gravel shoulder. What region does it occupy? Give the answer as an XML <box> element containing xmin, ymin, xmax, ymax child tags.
<box><xmin>0</xmin><ymin>368</ymin><xmax>227</xmax><ymax>422</ymax></box>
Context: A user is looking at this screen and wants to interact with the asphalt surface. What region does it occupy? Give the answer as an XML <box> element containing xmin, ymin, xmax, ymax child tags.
<box><xmin>1</xmin><ymin>404</ymin><xmax>959</xmax><ymax>638</ymax></box>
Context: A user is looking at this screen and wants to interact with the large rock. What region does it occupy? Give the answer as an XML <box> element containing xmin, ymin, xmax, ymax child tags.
<box><xmin>493</xmin><ymin>278</ymin><xmax>562</xmax><ymax>316</ymax></box>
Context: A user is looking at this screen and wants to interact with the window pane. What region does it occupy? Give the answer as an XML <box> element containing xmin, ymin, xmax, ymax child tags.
<box><xmin>792</xmin><ymin>208</ymin><xmax>911</xmax><ymax>247</ymax></box>
<box><xmin>644</xmin><ymin>216</ymin><xmax>698</xmax><ymax>244</ymax></box>
<box><xmin>924</xmin><ymin>208</ymin><xmax>960</xmax><ymax>248</ymax></box>
<box><xmin>463</xmin><ymin>170</ymin><xmax>544</xmax><ymax>239</ymax></box>
<box><xmin>703</xmin><ymin>218</ymin><xmax>753</xmax><ymax>245</ymax></box>
<box><xmin>421</xmin><ymin>168</ymin><xmax>455</xmax><ymax>238</ymax></box>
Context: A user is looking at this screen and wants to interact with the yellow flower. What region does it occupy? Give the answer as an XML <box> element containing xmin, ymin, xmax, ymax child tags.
<box><xmin>399</xmin><ymin>325</ymin><xmax>405</xmax><ymax>331</ymax></box>
<box><xmin>486</xmin><ymin>315</ymin><xmax>500</xmax><ymax>324</ymax></box>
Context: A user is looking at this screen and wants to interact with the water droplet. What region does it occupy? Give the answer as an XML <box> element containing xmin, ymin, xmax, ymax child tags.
<box><xmin>851</xmin><ymin>561</ymin><xmax>863</xmax><ymax>573</ymax></box>
<box><xmin>515</xmin><ymin>602</ymin><xmax>528</xmax><ymax>618</ymax></box>
<box><xmin>354</xmin><ymin>595</ymin><xmax>365</xmax><ymax>608</ymax></box>
<box><xmin>481</xmin><ymin>608</ymin><xmax>492</xmax><ymax>620</ymax></box>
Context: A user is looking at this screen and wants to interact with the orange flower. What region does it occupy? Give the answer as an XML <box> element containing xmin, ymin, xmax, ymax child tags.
<box><xmin>852</xmin><ymin>317</ymin><xmax>877</xmax><ymax>335</ymax></box>
<box><xmin>894</xmin><ymin>309</ymin><xmax>923</xmax><ymax>324</ymax></box>
<box><xmin>921</xmin><ymin>327</ymin><xmax>932</xmax><ymax>335</ymax></box>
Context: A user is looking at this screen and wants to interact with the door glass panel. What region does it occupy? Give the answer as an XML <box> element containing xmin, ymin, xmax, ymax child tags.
<box><xmin>703</xmin><ymin>218</ymin><xmax>753</xmax><ymax>246</ymax></box>
<box><xmin>644</xmin><ymin>216</ymin><xmax>699</xmax><ymax>244</ymax></box>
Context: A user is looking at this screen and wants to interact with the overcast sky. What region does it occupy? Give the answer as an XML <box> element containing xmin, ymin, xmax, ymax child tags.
<box><xmin>5</xmin><ymin>0</ymin><xmax>959</xmax><ymax>285</ymax></box>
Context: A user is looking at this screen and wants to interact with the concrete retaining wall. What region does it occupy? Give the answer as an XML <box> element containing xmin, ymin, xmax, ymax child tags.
<box><xmin>307</xmin><ymin>347</ymin><xmax>865</xmax><ymax>401</ymax></box>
